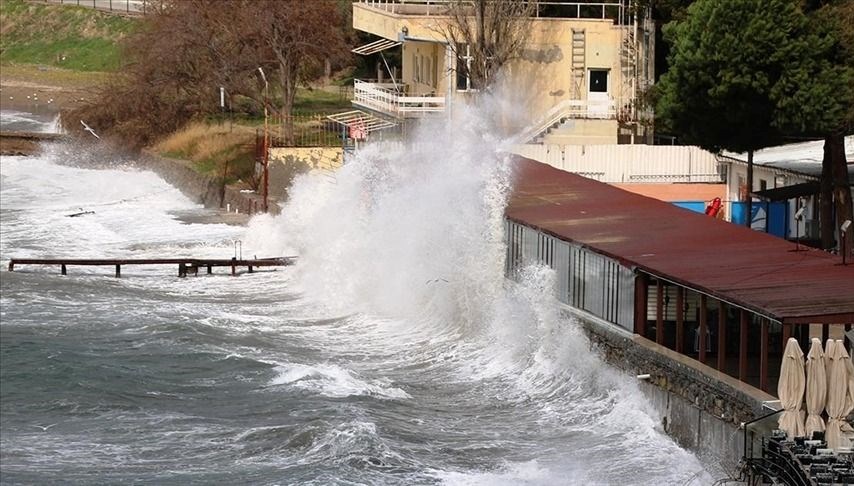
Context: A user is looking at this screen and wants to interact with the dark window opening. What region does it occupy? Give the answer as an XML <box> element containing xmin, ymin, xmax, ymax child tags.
<box><xmin>589</xmin><ymin>70</ymin><xmax>608</xmax><ymax>93</ymax></box>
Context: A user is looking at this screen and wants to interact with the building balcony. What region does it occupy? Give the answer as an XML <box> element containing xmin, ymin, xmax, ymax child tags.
<box><xmin>352</xmin><ymin>79</ymin><xmax>445</xmax><ymax>119</ymax></box>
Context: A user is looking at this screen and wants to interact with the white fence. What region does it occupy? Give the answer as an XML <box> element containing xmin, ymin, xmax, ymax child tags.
<box><xmin>511</xmin><ymin>144</ymin><xmax>722</xmax><ymax>183</ymax></box>
<box><xmin>353</xmin><ymin>80</ymin><xmax>446</xmax><ymax>118</ymax></box>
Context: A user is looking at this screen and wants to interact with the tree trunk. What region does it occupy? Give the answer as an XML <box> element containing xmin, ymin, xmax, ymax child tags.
<box><xmin>829</xmin><ymin>134</ymin><xmax>853</xmax><ymax>258</ymax></box>
<box><xmin>746</xmin><ymin>149</ymin><xmax>754</xmax><ymax>228</ymax></box>
<box><xmin>475</xmin><ymin>0</ymin><xmax>485</xmax><ymax>89</ymax></box>
<box><xmin>278</xmin><ymin>60</ymin><xmax>297</xmax><ymax>146</ymax></box>
<box><xmin>820</xmin><ymin>137</ymin><xmax>835</xmax><ymax>249</ymax></box>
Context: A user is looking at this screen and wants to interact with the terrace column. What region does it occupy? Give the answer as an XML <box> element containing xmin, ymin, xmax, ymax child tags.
<box><xmin>676</xmin><ymin>287</ymin><xmax>685</xmax><ymax>353</ymax></box>
<box><xmin>699</xmin><ymin>295</ymin><xmax>708</xmax><ymax>365</ymax></box>
<box><xmin>656</xmin><ymin>280</ymin><xmax>664</xmax><ymax>345</ymax></box>
<box><xmin>760</xmin><ymin>318</ymin><xmax>769</xmax><ymax>392</ymax></box>
<box><xmin>634</xmin><ymin>273</ymin><xmax>648</xmax><ymax>336</ymax></box>
<box><xmin>739</xmin><ymin>309</ymin><xmax>748</xmax><ymax>382</ymax></box>
<box><xmin>717</xmin><ymin>301</ymin><xmax>727</xmax><ymax>372</ymax></box>
<box><xmin>782</xmin><ymin>323</ymin><xmax>792</xmax><ymax>352</ymax></box>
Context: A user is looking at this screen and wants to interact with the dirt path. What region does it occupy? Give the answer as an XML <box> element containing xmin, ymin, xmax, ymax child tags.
<box><xmin>0</xmin><ymin>64</ymin><xmax>104</xmax><ymax>114</ymax></box>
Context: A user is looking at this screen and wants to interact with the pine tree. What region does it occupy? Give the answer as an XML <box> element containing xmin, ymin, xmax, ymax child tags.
<box><xmin>655</xmin><ymin>0</ymin><xmax>851</xmax><ymax>230</ymax></box>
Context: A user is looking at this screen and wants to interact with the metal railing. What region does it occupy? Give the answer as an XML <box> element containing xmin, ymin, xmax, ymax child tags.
<box><xmin>267</xmin><ymin>114</ymin><xmax>346</xmax><ymax>148</ymax></box>
<box><xmin>355</xmin><ymin>0</ymin><xmax>630</xmax><ymax>21</ymax></box>
<box><xmin>353</xmin><ymin>80</ymin><xmax>446</xmax><ymax>118</ymax></box>
<box><xmin>513</xmin><ymin>98</ymin><xmax>617</xmax><ymax>143</ymax></box>
<box><xmin>31</xmin><ymin>0</ymin><xmax>154</xmax><ymax>15</ymax></box>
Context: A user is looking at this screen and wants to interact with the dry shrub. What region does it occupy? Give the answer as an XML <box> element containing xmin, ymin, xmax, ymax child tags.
<box><xmin>154</xmin><ymin>122</ymin><xmax>252</xmax><ymax>163</ymax></box>
<box><xmin>192</xmin><ymin>130</ymin><xmax>250</xmax><ymax>162</ymax></box>
<box><xmin>153</xmin><ymin>122</ymin><xmax>214</xmax><ymax>156</ymax></box>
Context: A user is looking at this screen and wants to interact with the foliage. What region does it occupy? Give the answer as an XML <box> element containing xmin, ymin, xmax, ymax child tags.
<box><xmin>235</xmin><ymin>0</ymin><xmax>350</xmax><ymax>144</ymax></box>
<box><xmin>655</xmin><ymin>0</ymin><xmax>849</xmax><ymax>153</ymax></box>
<box><xmin>64</xmin><ymin>0</ymin><xmax>351</xmax><ymax>149</ymax></box>
<box><xmin>0</xmin><ymin>0</ymin><xmax>136</xmax><ymax>71</ymax></box>
<box><xmin>153</xmin><ymin>122</ymin><xmax>256</xmax><ymax>184</ymax></box>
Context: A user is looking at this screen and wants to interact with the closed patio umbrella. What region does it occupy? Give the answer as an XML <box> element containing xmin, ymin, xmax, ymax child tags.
<box><xmin>825</xmin><ymin>340</ymin><xmax>852</xmax><ymax>449</ymax></box>
<box><xmin>778</xmin><ymin>337</ymin><xmax>805</xmax><ymax>440</ymax></box>
<box><xmin>805</xmin><ymin>338</ymin><xmax>827</xmax><ymax>439</ymax></box>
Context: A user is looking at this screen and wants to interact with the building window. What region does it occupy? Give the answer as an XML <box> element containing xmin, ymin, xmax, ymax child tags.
<box><xmin>456</xmin><ymin>44</ymin><xmax>472</xmax><ymax>91</ymax></box>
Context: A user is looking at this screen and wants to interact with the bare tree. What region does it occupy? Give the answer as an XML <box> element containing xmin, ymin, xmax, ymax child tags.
<box><xmin>237</xmin><ymin>0</ymin><xmax>349</xmax><ymax>144</ymax></box>
<box><xmin>67</xmin><ymin>0</ymin><xmax>351</xmax><ymax>149</ymax></box>
<box><xmin>436</xmin><ymin>0</ymin><xmax>536</xmax><ymax>91</ymax></box>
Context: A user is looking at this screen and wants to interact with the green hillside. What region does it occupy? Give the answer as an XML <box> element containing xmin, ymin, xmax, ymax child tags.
<box><xmin>0</xmin><ymin>0</ymin><xmax>137</xmax><ymax>72</ymax></box>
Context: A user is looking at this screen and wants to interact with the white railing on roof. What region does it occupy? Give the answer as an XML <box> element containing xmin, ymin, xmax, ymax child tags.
<box><xmin>353</xmin><ymin>79</ymin><xmax>446</xmax><ymax>118</ymax></box>
<box><xmin>512</xmin><ymin>99</ymin><xmax>617</xmax><ymax>143</ymax></box>
<box><xmin>355</xmin><ymin>0</ymin><xmax>629</xmax><ymax>19</ymax></box>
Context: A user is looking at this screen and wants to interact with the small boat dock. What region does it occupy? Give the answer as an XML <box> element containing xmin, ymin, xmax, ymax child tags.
<box><xmin>6</xmin><ymin>257</ymin><xmax>296</xmax><ymax>277</ymax></box>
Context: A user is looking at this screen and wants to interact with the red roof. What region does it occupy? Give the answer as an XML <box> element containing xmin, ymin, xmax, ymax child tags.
<box><xmin>506</xmin><ymin>158</ymin><xmax>854</xmax><ymax>324</ymax></box>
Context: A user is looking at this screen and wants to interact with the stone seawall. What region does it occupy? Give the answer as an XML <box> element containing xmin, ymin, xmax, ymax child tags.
<box><xmin>139</xmin><ymin>151</ymin><xmax>278</xmax><ymax>216</ymax></box>
<box><xmin>562</xmin><ymin>304</ymin><xmax>777</xmax><ymax>473</ymax></box>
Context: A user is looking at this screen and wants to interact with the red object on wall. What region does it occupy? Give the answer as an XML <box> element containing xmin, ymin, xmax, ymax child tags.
<box><xmin>705</xmin><ymin>197</ymin><xmax>722</xmax><ymax>217</ymax></box>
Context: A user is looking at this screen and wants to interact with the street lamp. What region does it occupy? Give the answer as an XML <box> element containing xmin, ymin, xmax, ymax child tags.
<box><xmin>258</xmin><ymin>67</ymin><xmax>269</xmax><ymax>213</ymax></box>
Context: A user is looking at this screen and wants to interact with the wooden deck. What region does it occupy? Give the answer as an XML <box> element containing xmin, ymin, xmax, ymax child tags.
<box><xmin>7</xmin><ymin>257</ymin><xmax>296</xmax><ymax>277</ymax></box>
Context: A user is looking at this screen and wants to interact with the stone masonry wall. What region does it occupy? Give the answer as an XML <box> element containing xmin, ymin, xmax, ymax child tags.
<box><xmin>140</xmin><ymin>151</ymin><xmax>277</xmax><ymax>215</ymax></box>
<box><xmin>565</xmin><ymin>306</ymin><xmax>777</xmax><ymax>471</ymax></box>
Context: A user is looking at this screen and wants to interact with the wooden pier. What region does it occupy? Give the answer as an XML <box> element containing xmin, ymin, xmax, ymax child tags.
<box><xmin>7</xmin><ymin>257</ymin><xmax>296</xmax><ymax>277</ymax></box>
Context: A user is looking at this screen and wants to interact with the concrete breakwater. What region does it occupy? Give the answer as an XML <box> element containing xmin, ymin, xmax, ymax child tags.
<box><xmin>0</xmin><ymin>131</ymin><xmax>66</xmax><ymax>156</ymax></box>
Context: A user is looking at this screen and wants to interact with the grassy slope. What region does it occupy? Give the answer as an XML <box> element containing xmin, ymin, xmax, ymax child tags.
<box><xmin>0</xmin><ymin>0</ymin><xmax>136</xmax><ymax>72</ymax></box>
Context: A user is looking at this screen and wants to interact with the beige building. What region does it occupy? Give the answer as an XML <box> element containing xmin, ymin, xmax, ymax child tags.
<box><xmin>344</xmin><ymin>0</ymin><xmax>655</xmax><ymax>145</ymax></box>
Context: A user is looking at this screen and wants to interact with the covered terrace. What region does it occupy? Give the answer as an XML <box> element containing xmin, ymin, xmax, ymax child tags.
<box><xmin>506</xmin><ymin>157</ymin><xmax>854</xmax><ymax>395</ymax></box>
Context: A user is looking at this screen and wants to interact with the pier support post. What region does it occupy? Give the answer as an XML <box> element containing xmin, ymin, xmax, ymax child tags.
<box><xmin>231</xmin><ymin>264</ymin><xmax>236</xmax><ymax>276</ymax></box>
<box><xmin>248</xmin><ymin>265</ymin><xmax>253</xmax><ymax>273</ymax></box>
<box><xmin>207</xmin><ymin>265</ymin><xmax>212</xmax><ymax>274</ymax></box>
<box><xmin>178</xmin><ymin>263</ymin><xmax>186</xmax><ymax>278</ymax></box>
<box><xmin>115</xmin><ymin>264</ymin><xmax>121</xmax><ymax>278</ymax></box>
<box><xmin>8</xmin><ymin>262</ymin><xmax>14</xmax><ymax>272</ymax></box>
<box><xmin>61</xmin><ymin>264</ymin><xmax>67</xmax><ymax>275</ymax></box>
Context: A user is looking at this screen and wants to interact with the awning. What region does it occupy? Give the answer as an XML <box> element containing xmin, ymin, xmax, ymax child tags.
<box><xmin>326</xmin><ymin>110</ymin><xmax>398</xmax><ymax>140</ymax></box>
<box><xmin>352</xmin><ymin>39</ymin><xmax>402</xmax><ymax>56</ymax></box>
<box><xmin>752</xmin><ymin>181</ymin><xmax>821</xmax><ymax>201</ymax></box>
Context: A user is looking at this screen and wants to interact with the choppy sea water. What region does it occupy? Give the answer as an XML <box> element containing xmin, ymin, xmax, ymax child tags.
<box><xmin>0</xmin><ymin>112</ymin><xmax>714</xmax><ymax>484</ymax></box>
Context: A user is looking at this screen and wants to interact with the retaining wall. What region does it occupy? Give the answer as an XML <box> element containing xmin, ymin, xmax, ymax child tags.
<box><xmin>563</xmin><ymin>304</ymin><xmax>777</xmax><ymax>474</ymax></box>
<box><xmin>140</xmin><ymin>151</ymin><xmax>276</xmax><ymax>215</ymax></box>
